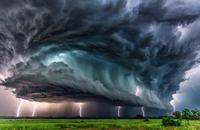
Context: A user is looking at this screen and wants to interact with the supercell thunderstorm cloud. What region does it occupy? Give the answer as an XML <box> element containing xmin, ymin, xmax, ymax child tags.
<box><xmin>1</xmin><ymin>0</ymin><xmax>200</xmax><ymax>116</ymax></box>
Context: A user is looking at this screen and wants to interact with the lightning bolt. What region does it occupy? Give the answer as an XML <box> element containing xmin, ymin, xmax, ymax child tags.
<box><xmin>16</xmin><ymin>100</ymin><xmax>23</xmax><ymax>117</ymax></box>
<box><xmin>32</xmin><ymin>103</ymin><xmax>38</xmax><ymax>117</ymax></box>
<box><xmin>141</xmin><ymin>107</ymin><xmax>145</xmax><ymax>117</ymax></box>
<box><xmin>77</xmin><ymin>103</ymin><xmax>83</xmax><ymax>117</ymax></box>
<box><xmin>117</xmin><ymin>106</ymin><xmax>121</xmax><ymax>117</ymax></box>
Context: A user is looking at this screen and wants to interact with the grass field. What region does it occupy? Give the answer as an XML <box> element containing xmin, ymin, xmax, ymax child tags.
<box><xmin>0</xmin><ymin>118</ymin><xmax>200</xmax><ymax>130</ymax></box>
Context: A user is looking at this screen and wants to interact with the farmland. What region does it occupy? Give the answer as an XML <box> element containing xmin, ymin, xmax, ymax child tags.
<box><xmin>0</xmin><ymin>118</ymin><xmax>199</xmax><ymax>130</ymax></box>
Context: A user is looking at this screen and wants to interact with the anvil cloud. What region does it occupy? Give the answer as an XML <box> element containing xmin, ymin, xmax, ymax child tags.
<box><xmin>1</xmin><ymin>0</ymin><xmax>200</xmax><ymax>111</ymax></box>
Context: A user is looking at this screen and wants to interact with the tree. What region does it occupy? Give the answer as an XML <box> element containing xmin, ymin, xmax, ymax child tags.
<box><xmin>197</xmin><ymin>111</ymin><xmax>200</xmax><ymax>119</ymax></box>
<box><xmin>172</xmin><ymin>109</ymin><xmax>200</xmax><ymax>121</ymax></box>
<box><xmin>173</xmin><ymin>111</ymin><xmax>182</xmax><ymax>119</ymax></box>
<box><xmin>191</xmin><ymin>109</ymin><xmax>199</xmax><ymax>120</ymax></box>
<box><xmin>182</xmin><ymin>109</ymin><xmax>191</xmax><ymax>124</ymax></box>
<box><xmin>162</xmin><ymin>117</ymin><xmax>181</xmax><ymax>126</ymax></box>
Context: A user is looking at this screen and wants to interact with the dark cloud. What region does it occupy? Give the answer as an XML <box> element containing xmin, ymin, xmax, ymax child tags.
<box><xmin>4</xmin><ymin>61</ymin><xmax>144</xmax><ymax>107</ymax></box>
<box><xmin>0</xmin><ymin>0</ymin><xmax>200</xmax><ymax>111</ymax></box>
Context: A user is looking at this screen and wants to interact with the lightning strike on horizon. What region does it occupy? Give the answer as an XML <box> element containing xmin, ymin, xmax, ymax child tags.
<box><xmin>16</xmin><ymin>100</ymin><xmax>23</xmax><ymax>117</ymax></box>
<box><xmin>117</xmin><ymin>106</ymin><xmax>121</xmax><ymax>117</ymax></box>
<box><xmin>32</xmin><ymin>103</ymin><xmax>38</xmax><ymax>117</ymax></box>
<box><xmin>76</xmin><ymin>103</ymin><xmax>83</xmax><ymax>117</ymax></box>
<box><xmin>141</xmin><ymin>107</ymin><xmax>145</xmax><ymax>117</ymax></box>
<box><xmin>170</xmin><ymin>94</ymin><xmax>179</xmax><ymax>113</ymax></box>
<box><xmin>135</xmin><ymin>86</ymin><xmax>145</xmax><ymax>117</ymax></box>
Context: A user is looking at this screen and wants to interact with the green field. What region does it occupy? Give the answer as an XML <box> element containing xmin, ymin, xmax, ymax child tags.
<box><xmin>0</xmin><ymin>118</ymin><xmax>200</xmax><ymax>130</ymax></box>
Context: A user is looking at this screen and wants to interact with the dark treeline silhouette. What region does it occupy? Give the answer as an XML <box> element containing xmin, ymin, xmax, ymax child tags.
<box><xmin>161</xmin><ymin>108</ymin><xmax>200</xmax><ymax>126</ymax></box>
<box><xmin>173</xmin><ymin>108</ymin><xmax>200</xmax><ymax>120</ymax></box>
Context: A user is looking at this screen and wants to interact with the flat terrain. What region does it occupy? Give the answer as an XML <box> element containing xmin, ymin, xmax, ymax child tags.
<box><xmin>0</xmin><ymin>118</ymin><xmax>200</xmax><ymax>130</ymax></box>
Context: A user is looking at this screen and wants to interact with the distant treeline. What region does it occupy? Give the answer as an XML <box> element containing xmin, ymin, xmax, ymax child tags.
<box><xmin>173</xmin><ymin>108</ymin><xmax>200</xmax><ymax>120</ymax></box>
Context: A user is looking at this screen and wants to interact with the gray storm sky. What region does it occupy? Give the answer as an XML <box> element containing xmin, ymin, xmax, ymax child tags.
<box><xmin>1</xmin><ymin>0</ymin><xmax>200</xmax><ymax>117</ymax></box>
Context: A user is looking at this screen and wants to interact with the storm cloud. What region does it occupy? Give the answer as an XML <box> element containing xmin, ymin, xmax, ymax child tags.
<box><xmin>1</xmin><ymin>0</ymin><xmax>200</xmax><ymax>111</ymax></box>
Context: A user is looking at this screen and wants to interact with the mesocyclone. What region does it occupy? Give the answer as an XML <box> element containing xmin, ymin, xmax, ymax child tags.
<box><xmin>1</xmin><ymin>0</ymin><xmax>200</xmax><ymax>111</ymax></box>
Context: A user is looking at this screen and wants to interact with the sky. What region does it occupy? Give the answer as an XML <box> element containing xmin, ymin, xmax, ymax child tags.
<box><xmin>0</xmin><ymin>0</ymin><xmax>200</xmax><ymax>117</ymax></box>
